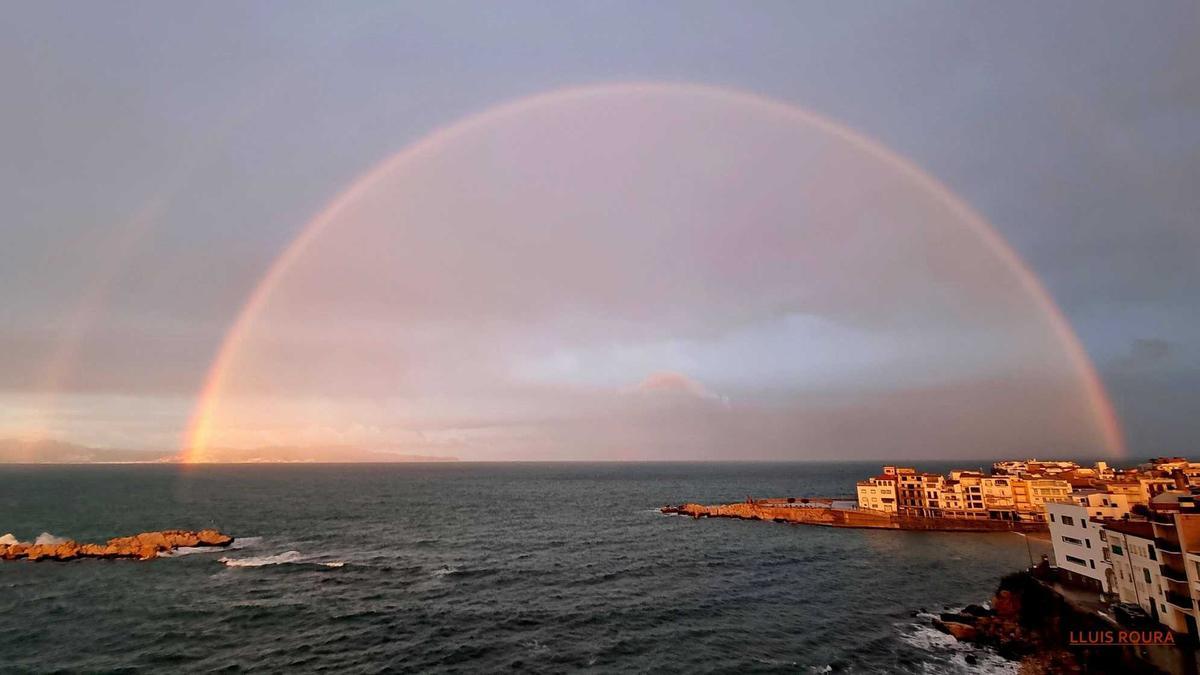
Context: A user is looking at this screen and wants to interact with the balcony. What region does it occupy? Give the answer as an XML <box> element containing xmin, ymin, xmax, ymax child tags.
<box><xmin>1165</xmin><ymin>591</ymin><xmax>1195</xmax><ymax>611</ymax></box>
<box><xmin>1156</xmin><ymin>537</ymin><xmax>1183</xmax><ymax>554</ymax></box>
<box><xmin>1162</xmin><ymin>565</ymin><xmax>1190</xmax><ymax>583</ymax></box>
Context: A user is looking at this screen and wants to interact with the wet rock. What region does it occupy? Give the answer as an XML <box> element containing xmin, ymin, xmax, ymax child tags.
<box><xmin>992</xmin><ymin>589</ymin><xmax>1020</xmax><ymax>618</ymax></box>
<box><xmin>0</xmin><ymin>530</ymin><xmax>233</xmax><ymax>562</ymax></box>
<box><xmin>933</xmin><ymin>618</ymin><xmax>979</xmax><ymax>641</ymax></box>
<box><xmin>939</xmin><ymin>612</ymin><xmax>978</xmax><ymax>625</ymax></box>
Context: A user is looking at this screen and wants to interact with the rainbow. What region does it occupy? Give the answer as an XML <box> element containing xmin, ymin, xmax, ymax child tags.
<box><xmin>181</xmin><ymin>82</ymin><xmax>1126</xmax><ymax>463</ymax></box>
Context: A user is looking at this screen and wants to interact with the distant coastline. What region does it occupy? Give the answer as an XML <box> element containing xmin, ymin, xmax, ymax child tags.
<box><xmin>0</xmin><ymin>438</ymin><xmax>458</xmax><ymax>464</ymax></box>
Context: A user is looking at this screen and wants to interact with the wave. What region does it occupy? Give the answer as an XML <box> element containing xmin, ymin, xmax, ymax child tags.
<box><xmin>0</xmin><ymin>533</ymin><xmax>20</xmax><ymax>546</ymax></box>
<box><xmin>34</xmin><ymin>532</ymin><xmax>69</xmax><ymax>546</ymax></box>
<box><xmin>896</xmin><ymin>622</ymin><xmax>1017</xmax><ymax>675</ymax></box>
<box><xmin>162</xmin><ymin>536</ymin><xmax>263</xmax><ymax>558</ymax></box>
<box><xmin>219</xmin><ymin>550</ymin><xmax>345</xmax><ymax>568</ymax></box>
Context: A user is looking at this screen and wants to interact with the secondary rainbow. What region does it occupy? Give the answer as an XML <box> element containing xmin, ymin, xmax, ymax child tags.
<box><xmin>182</xmin><ymin>82</ymin><xmax>1126</xmax><ymax>463</ymax></box>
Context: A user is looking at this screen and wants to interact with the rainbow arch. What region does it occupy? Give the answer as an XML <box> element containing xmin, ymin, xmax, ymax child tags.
<box><xmin>181</xmin><ymin>81</ymin><xmax>1125</xmax><ymax>463</ymax></box>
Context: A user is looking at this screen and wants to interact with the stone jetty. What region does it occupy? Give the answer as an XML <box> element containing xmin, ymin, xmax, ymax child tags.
<box><xmin>665</xmin><ymin>499</ymin><xmax>1048</xmax><ymax>532</ymax></box>
<box><xmin>0</xmin><ymin>529</ymin><xmax>234</xmax><ymax>561</ymax></box>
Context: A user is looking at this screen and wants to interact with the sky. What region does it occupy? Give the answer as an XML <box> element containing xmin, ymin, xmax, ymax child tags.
<box><xmin>1</xmin><ymin>1</ymin><xmax>1196</xmax><ymax>462</ymax></box>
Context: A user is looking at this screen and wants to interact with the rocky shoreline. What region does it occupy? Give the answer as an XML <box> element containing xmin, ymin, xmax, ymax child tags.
<box><xmin>0</xmin><ymin>530</ymin><xmax>234</xmax><ymax>561</ymax></box>
<box><xmin>928</xmin><ymin>569</ymin><xmax>1181</xmax><ymax>674</ymax></box>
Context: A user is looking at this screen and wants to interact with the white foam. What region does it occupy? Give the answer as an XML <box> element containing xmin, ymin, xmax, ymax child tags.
<box><xmin>227</xmin><ymin>536</ymin><xmax>262</xmax><ymax>550</ymax></box>
<box><xmin>162</xmin><ymin>535</ymin><xmax>261</xmax><ymax>558</ymax></box>
<box><xmin>897</xmin><ymin>622</ymin><xmax>1018</xmax><ymax>675</ymax></box>
<box><xmin>0</xmin><ymin>533</ymin><xmax>21</xmax><ymax>546</ymax></box>
<box><xmin>220</xmin><ymin>550</ymin><xmax>304</xmax><ymax>567</ymax></box>
<box><xmin>219</xmin><ymin>549</ymin><xmax>345</xmax><ymax>568</ymax></box>
<box><xmin>432</xmin><ymin>565</ymin><xmax>460</xmax><ymax>577</ymax></box>
<box><xmin>34</xmin><ymin>532</ymin><xmax>68</xmax><ymax>546</ymax></box>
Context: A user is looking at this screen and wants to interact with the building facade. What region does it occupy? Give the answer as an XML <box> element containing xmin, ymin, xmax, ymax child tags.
<box><xmin>856</xmin><ymin>474</ymin><xmax>899</xmax><ymax>513</ymax></box>
<box><xmin>1103</xmin><ymin>520</ymin><xmax>1167</xmax><ymax>622</ymax></box>
<box><xmin>1047</xmin><ymin>502</ymin><xmax>1109</xmax><ymax>591</ymax></box>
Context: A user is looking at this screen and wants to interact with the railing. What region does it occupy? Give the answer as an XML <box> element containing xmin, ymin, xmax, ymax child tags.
<box><xmin>1165</xmin><ymin>591</ymin><xmax>1195</xmax><ymax>611</ymax></box>
<box><xmin>1156</xmin><ymin>537</ymin><xmax>1183</xmax><ymax>554</ymax></box>
<box><xmin>1162</xmin><ymin>565</ymin><xmax>1190</xmax><ymax>583</ymax></box>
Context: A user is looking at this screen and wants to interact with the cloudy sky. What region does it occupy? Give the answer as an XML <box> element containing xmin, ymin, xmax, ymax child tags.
<box><xmin>1</xmin><ymin>2</ymin><xmax>1196</xmax><ymax>461</ymax></box>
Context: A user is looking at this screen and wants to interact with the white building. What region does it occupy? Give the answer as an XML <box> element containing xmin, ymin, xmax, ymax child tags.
<box><xmin>1103</xmin><ymin>519</ymin><xmax>1167</xmax><ymax>622</ymax></box>
<box><xmin>1073</xmin><ymin>488</ymin><xmax>1137</xmax><ymax>520</ymax></box>
<box><xmin>855</xmin><ymin>473</ymin><xmax>898</xmax><ymax>513</ymax></box>
<box><xmin>1047</xmin><ymin>502</ymin><xmax>1110</xmax><ymax>591</ymax></box>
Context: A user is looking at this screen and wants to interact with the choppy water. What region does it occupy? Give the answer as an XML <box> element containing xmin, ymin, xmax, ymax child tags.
<box><xmin>0</xmin><ymin>462</ymin><xmax>1047</xmax><ymax>672</ymax></box>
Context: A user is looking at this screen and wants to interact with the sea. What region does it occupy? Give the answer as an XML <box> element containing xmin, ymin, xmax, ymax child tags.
<box><xmin>0</xmin><ymin>461</ymin><xmax>1054</xmax><ymax>673</ymax></box>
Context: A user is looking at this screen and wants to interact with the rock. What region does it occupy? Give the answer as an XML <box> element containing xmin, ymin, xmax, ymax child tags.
<box><xmin>3</xmin><ymin>543</ymin><xmax>28</xmax><ymax>560</ymax></box>
<box><xmin>962</xmin><ymin>604</ymin><xmax>992</xmax><ymax>617</ymax></box>
<box><xmin>25</xmin><ymin>544</ymin><xmax>50</xmax><ymax>561</ymax></box>
<box><xmin>52</xmin><ymin>542</ymin><xmax>80</xmax><ymax>560</ymax></box>
<box><xmin>197</xmin><ymin>529</ymin><xmax>233</xmax><ymax>546</ymax></box>
<box><xmin>135</xmin><ymin>531</ymin><xmax>169</xmax><ymax>551</ymax></box>
<box><xmin>939</xmin><ymin>612</ymin><xmax>978</xmax><ymax>625</ymax></box>
<box><xmin>992</xmin><ymin>590</ymin><xmax>1020</xmax><ymax>618</ymax></box>
<box><xmin>933</xmin><ymin>619</ymin><xmax>980</xmax><ymax>641</ymax></box>
<box><xmin>1</xmin><ymin>530</ymin><xmax>233</xmax><ymax>562</ymax></box>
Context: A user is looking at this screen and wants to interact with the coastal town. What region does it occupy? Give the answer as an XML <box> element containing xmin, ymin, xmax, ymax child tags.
<box><xmin>669</xmin><ymin>456</ymin><xmax>1200</xmax><ymax>656</ymax></box>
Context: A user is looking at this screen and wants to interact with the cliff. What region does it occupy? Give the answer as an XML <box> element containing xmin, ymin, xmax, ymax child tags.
<box><xmin>0</xmin><ymin>529</ymin><xmax>233</xmax><ymax>561</ymax></box>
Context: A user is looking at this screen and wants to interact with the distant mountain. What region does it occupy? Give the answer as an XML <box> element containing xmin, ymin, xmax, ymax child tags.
<box><xmin>0</xmin><ymin>438</ymin><xmax>458</xmax><ymax>464</ymax></box>
<box><xmin>0</xmin><ymin>438</ymin><xmax>170</xmax><ymax>463</ymax></box>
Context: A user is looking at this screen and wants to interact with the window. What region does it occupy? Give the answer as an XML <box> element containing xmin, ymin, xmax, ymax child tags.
<box><xmin>1050</xmin><ymin>514</ymin><xmax>1056</xmax><ymax>522</ymax></box>
<box><xmin>1081</xmin><ymin>520</ymin><xmax>1087</xmax><ymax>529</ymax></box>
<box><xmin>1065</xmin><ymin>555</ymin><xmax>1087</xmax><ymax>566</ymax></box>
<box><xmin>1090</xmin><ymin>560</ymin><xmax>1096</xmax><ymax>569</ymax></box>
<box><xmin>1086</xmin><ymin>540</ymin><xmax>1092</xmax><ymax>549</ymax></box>
<box><xmin>1148</xmin><ymin>546</ymin><xmax>1157</xmax><ymax>561</ymax></box>
<box><xmin>1112</xmin><ymin>544</ymin><xmax>1124</xmax><ymax>556</ymax></box>
<box><xmin>1062</xmin><ymin>536</ymin><xmax>1084</xmax><ymax>545</ymax></box>
<box><xmin>1144</xmin><ymin>568</ymin><xmax>1153</xmax><ymax>584</ymax></box>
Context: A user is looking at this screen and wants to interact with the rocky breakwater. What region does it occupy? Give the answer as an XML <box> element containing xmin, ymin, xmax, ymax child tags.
<box><xmin>667</xmin><ymin>501</ymin><xmax>896</xmax><ymax>527</ymax></box>
<box><xmin>0</xmin><ymin>529</ymin><xmax>234</xmax><ymax>562</ymax></box>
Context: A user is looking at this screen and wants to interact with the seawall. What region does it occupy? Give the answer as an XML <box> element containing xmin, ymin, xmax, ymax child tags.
<box><xmin>671</xmin><ymin>501</ymin><xmax>1048</xmax><ymax>532</ymax></box>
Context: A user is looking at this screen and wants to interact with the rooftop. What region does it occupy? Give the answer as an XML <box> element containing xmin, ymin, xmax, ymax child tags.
<box><xmin>1102</xmin><ymin>519</ymin><xmax>1154</xmax><ymax>539</ymax></box>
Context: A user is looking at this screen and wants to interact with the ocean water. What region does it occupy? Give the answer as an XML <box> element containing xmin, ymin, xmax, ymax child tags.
<box><xmin>0</xmin><ymin>462</ymin><xmax>1048</xmax><ymax>673</ymax></box>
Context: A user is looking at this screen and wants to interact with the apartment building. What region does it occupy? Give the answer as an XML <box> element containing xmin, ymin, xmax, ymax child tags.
<box><xmin>1013</xmin><ymin>478</ymin><xmax>1072</xmax><ymax>522</ymax></box>
<box><xmin>1103</xmin><ymin>520</ymin><xmax>1167</xmax><ymax>622</ymax></box>
<box><xmin>941</xmin><ymin>472</ymin><xmax>987</xmax><ymax>519</ymax></box>
<box><xmin>855</xmin><ymin>473</ymin><xmax>898</xmax><ymax>513</ymax></box>
<box><xmin>897</xmin><ymin>472</ymin><xmax>945</xmax><ymax>518</ymax></box>
<box><xmin>1047</xmin><ymin>502</ymin><xmax>1109</xmax><ymax>591</ymax></box>
<box><xmin>1148</xmin><ymin>493</ymin><xmax>1200</xmax><ymax>638</ymax></box>
<box><xmin>1140</xmin><ymin>476</ymin><xmax>1177</xmax><ymax>505</ymax></box>
<box><xmin>980</xmin><ymin>476</ymin><xmax>1016</xmax><ymax>520</ymax></box>
<box><xmin>993</xmin><ymin>459</ymin><xmax>1079</xmax><ymax>476</ymax></box>
<box><xmin>1073</xmin><ymin>488</ymin><xmax>1137</xmax><ymax>520</ymax></box>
